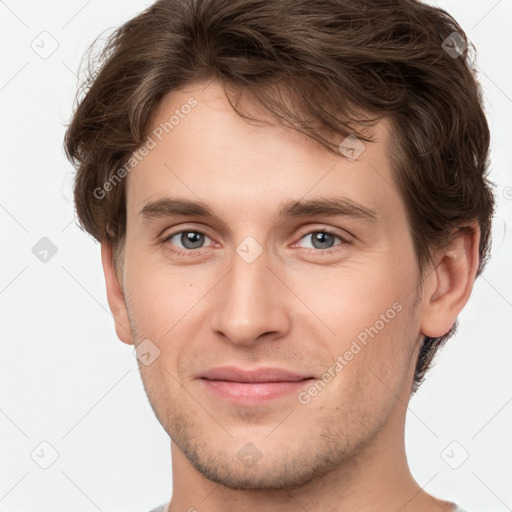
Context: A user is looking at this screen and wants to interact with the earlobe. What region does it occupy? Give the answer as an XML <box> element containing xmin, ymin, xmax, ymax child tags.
<box><xmin>420</xmin><ymin>225</ymin><xmax>480</xmax><ymax>338</ymax></box>
<box><xmin>100</xmin><ymin>242</ymin><xmax>134</xmax><ymax>345</ymax></box>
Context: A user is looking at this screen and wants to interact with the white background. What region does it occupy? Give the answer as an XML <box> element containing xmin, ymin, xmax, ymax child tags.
<box><xmin>0</xmin><ymin>1</ymin><xmax>511</xmax><ymax>511</ymax></box>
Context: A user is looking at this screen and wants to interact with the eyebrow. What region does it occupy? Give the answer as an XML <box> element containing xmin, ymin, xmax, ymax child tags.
<box><xmin>140</xmin><ymin>196</ymin><xmax>378</xmax><ymax>223</ymax></box>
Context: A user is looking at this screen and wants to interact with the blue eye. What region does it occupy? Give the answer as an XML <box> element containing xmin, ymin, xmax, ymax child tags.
<box><xmin>162</xmin><ymin>227</ymin><xmax>346</xmax><ymax>257</ymax></box>
<box><xmin>164</xmin><ymin>230</ymin><xmax>213</xmax><ymax>254</ymax></box>
<box><xmin>298</xmin><ymin>230</ymin><xmax>342</xmax><ymax>251</ymax></box>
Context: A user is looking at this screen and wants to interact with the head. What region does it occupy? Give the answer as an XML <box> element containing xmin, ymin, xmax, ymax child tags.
<box><xmin>65</xmin><ymin>0</ymin><xmax>494</xmax><ymax>492</ymax></box>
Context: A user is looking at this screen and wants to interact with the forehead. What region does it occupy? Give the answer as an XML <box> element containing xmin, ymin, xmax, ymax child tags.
<box><xmin>125</xmin><ymin>80</ymin><xmax>400</xmax><ymax>219</ymax></box>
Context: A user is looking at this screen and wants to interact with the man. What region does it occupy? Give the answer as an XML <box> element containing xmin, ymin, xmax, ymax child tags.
<box><xmin>64</xmin><ymin>0</ymin><xmax>494</xmax><ymax>510</ymax></box>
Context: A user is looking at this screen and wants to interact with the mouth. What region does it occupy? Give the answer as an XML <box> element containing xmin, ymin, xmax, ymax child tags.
<box><xmin>197</xmin><ymin>366</ymin><xmax>316</xmax><ymax>404</ymax></box>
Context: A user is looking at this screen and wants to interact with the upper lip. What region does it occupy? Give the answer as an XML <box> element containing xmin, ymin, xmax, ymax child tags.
<box><xmin>198</xmin><ymin>366</ymin><xmax>313</xmax><ymax>383</ymax></box>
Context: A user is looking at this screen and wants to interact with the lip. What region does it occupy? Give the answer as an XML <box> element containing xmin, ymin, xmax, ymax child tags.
<box><xmin>197</xmin><ymin>366</ymin><xmax>315</xmax><ymax>405</ymax></box>
<box><xmin>199</xmin><ymin>366</ymin><xmax>312</xmax><ymax>383</ymax></box>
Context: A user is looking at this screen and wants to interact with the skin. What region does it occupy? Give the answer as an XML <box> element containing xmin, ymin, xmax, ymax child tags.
<box><xmin>101</xmin><ymin>80</ymin><xmax>480</xmax><ymax>512</ymax></box>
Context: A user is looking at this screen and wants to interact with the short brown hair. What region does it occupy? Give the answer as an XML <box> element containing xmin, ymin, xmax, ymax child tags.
<box><xmin>64</xmin><ymin>0</ymin><xmax>495</xmax><ymax>391</ymax></box>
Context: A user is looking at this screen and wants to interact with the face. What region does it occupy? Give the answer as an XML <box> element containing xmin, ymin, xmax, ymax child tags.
<box><xmin>117</xmin><ymin>80</ymin><xmax>425</xmax><ymax>490</ymax></box>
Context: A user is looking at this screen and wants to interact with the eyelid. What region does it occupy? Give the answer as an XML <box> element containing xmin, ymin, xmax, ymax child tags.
<box><xmin>160</xmin><ymin>221</ymin><xmax>213</xmax><ymax>238</ymax></box>
<box><xmin>293</xmin><ymin>224</ymin><xmax>352</xmax><ymax>243</ymax></box>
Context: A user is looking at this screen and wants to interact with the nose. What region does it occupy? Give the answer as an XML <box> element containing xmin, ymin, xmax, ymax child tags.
<box><xmin>210</xmin><ymin>242</ymin><xmax>292</xmax><ymax>346</ymax></box>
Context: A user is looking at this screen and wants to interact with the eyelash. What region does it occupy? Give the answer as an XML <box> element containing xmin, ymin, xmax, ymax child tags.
<box><xmin>161</xmin><ymin>227</ymin><xmax>348</xmax><ymax>257</ymax></box>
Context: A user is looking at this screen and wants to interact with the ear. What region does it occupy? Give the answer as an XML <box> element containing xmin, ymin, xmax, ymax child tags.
<box><xmin>100</xmin><ymin>241</ymin><xmax>134</xmax><ymax>345</ymax></box>
<box><xmin>420</xmin><ymin>224</ymin><xmax>481</xmax><ymax>338</ymax></box>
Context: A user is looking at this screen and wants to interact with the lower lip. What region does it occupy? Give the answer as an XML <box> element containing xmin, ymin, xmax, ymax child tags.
<box><xmin>200</xmin><ymin>378</ymin><xmax>314</xmax><ymax>404</ymax></box>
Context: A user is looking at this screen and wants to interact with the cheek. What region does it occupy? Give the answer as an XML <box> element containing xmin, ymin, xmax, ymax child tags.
<box><xmin>123</xmin><ymin>260</ymin><xmax>221</xmax><ymax>387</ymax></box>
<box><xmin>350</xmin><ymin>298</ymin><xmax>418</xmax><ymax>397</ymax></box>
<box><xmin>124</xmin><ymin>254</ymin><xmax>206</xmax><ymax>337</ymax></box>
<box><xmin>294</xmin><ymin>258</ymin><xmax>419</xmax><ymax>394</ymax></box>
<box><xmin>308</xmin><ymin>301</ymin><xmax>418</xmax><ymax>435</ymax></box>
<box><xmin>291</xmin><ymin>259</ymin><xmax>410</xmax><ymax>339</ymax></box>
